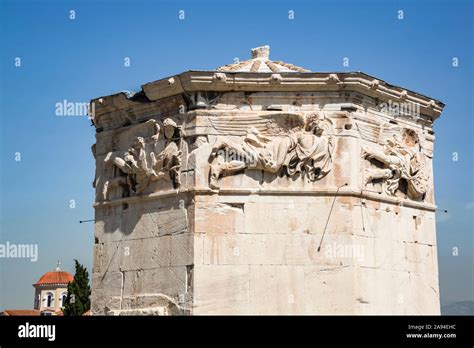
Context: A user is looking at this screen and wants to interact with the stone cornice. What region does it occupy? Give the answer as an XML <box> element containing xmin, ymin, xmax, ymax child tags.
<box><xmin>91</xmin><ymin>71</ymin><xmax>445</xmax><ymax>125</ymax></box>
<box><xmin>93</xmin><ymin>186</ymin><xmax>437</xmax><ymax>212</ymax></box>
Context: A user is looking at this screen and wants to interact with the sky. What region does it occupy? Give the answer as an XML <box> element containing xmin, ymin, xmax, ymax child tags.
<box><xmin>0</xmin><ymin>0</ymin><xmax>472</xmax><ymax>310</ymax></box>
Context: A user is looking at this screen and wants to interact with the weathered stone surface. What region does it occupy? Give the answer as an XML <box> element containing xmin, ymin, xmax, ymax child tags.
<box><xmin>353</xmin><ymin>267</ymin><xmax>411</xmax><ymax>314</ymax></box>
<box><xmin>192</xmin><ymin>265</ymin><xmax>249</xmax><ymax>314</ymax></box>
<box><xmin>304</xmin><ymin>265</ymin><xmax>356</xmax><ymax>314</ymax></box>
<box><xmin>194</xmin><ymin>202</ymin><xmax>245</xmax><ymax>234</ymax></box>
<box><xmin>170</xmin><ymin>232</ymin><xmax>194</xmax><ymax>266</ymax></box>
<box><xmin>90</xmin><ymin>46</ymin><xmax>443</xmax><ymax>315</ymax></box>
<box><xmin>93</xmin><ymin>236</ymin><xmax>172</xmax><ymax>273</ymax></box>
<box><xmin>94</xmin><ymin>201</ymin><xmax>189</xmax><ymax>244</ymax></box>
<box><xmin>121</xmin><ymin>267</ymin><xmax>188</xmax><ymax>304</ymax></box>
<box><xmin>249</xmin><ymin>265</ymin><xmax>305</xmax><ymax>314</ymax></box>
<box><xmin>90</xmin><ymin>272</ymin><xmax>123</xmax><ymax>315</ymax></box>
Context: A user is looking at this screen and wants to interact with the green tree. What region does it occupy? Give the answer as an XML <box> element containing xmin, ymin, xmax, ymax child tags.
<box><xmin>63</xmin><ymin>260</ymin><xmax>91</xmax><ymax>316</ymax></box>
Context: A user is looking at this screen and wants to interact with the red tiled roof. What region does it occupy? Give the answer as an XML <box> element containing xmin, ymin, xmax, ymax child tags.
<box><xmin>2</xmin><ymin>309</ymin><xmax>41</xmax><ymax>316</ymax></box>
<box><xmin>34</xmin><ymin>271</ymin><xmax>74</xmax><ymax>286</ymax></box>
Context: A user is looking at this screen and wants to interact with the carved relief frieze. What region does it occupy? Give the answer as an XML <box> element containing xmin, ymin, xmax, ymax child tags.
<box><xmin>359</xmin><ymin>122</ymin><xmax>431</xmax><ymax>201</ymax></box>
<box><xmin>208</xmin><ymin>112</ymin><xmax>334</xmax><ymax>188</ymax></box>
<box><xmin>101</xmin><ymin>118</ymin><xmax>184</xmax><ymax>201</ymax></box>
<box><xmin>94</xmin><ymin>106</ymin><xmax>434</xmax><ymax>204</ymax></box>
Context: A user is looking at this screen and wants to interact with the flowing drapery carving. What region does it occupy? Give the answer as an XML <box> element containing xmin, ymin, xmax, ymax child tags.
<box><xmin>361</xmin><ymin>127</ymin><xmax>430</xmax><ymax>201</ymax></box>
<box><xmin>102</xmin><ymin>118</ymin><xmax>183</xmax><ymax>200</ymax></box>
<box><xmin>208</xmin><ymin>112</ymin><xmax>333</xmax><ymax>188</ymax></box>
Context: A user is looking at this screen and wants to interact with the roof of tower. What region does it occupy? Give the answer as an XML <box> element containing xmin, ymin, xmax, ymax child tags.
<box><xmin>90</xmin><ymin>45</ymin><xmax>445</xmax><ymax>128</ymax></box>
<box><xmin>217</xmin><ymin>45</ymin><xmax>310</xmax><ymax>73</ymax></box>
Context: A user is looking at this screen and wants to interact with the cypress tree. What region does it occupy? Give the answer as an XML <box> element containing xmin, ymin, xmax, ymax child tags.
<box><xmin>63</xmin><ymin>260</ymin><xmax>91</xmax><ymax>316</ymax></box>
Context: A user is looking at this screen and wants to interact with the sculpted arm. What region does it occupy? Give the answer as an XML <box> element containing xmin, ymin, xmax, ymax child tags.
<box><xmin>362</xmin><ymin>145</ymin><xmax>402</xmax><ymax>166</ymax></box>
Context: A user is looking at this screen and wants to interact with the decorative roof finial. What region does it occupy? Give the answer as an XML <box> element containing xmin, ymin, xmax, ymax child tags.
<box><xmin>217</xmin><ymin>46</ymin><xmax>309</xmax><ymax>73</ymax></box>
<box><xmin>251</xmin><ymin>45</ymin><xmax>270</xmax><ymax>59</ymax></box>
<box><xmin>55</xmin><ymin>260</ymin><xmax>61</xmax><ymax>271</ymax></box>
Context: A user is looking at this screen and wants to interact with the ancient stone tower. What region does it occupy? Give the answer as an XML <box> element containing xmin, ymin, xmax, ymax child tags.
<box><xmin>90</xmin><ymin>46</ymin><xmax>444</xmax><ymax>315</ymax></box>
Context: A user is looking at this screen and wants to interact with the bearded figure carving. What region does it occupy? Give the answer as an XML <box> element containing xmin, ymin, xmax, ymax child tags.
<box><xmin>361</xmin><ymin>128</ymin><xmax>430</xmax><ymax>201</ymax></box>
<box><xmin>208</xmin><ymin>112</ymin><xmax>333</xmax><ymax>188</ymax></box>
<box><xmin>102</xmin><ymin>118</ymin><xmax>183</xmax><ymax>200</ymax></box>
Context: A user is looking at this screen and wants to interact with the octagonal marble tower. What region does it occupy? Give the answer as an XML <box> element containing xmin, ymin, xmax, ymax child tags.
<box><xmin>90</xmin><ymin>46</ymin><xmax>444</xmax><ymax>315</ymax></box>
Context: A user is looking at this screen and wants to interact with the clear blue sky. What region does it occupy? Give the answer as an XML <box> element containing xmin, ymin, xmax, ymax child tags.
<box><xmin>0</xmin><ymin>0</ymin><xmax>472</xmax><ymax>309</ymax></box>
